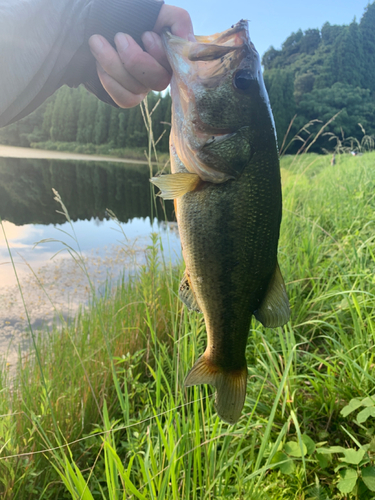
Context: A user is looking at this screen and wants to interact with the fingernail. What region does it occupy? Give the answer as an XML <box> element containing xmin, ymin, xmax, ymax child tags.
<box><xmin>142</xmin><ymin>31</ymin><xmax>156</xmax><ymax>50</ymax></box>
<box><xmin>115</xmin><ymin>32</ymin><xmax>129</xmax><ymax>50</ymax></box>
<box><xmin>89</xmin><ymin>35</ymin><xmax>104</xmax><ymax>55</ymax></box>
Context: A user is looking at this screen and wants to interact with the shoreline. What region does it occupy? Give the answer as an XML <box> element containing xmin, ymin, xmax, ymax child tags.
<box><xmin>0</xmin><ymin>144</ymin><xmax>155</xmax><ymax>164</ymax></box>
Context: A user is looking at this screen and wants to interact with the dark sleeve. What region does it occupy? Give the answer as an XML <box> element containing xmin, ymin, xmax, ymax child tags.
<box><xmin>64</xmin><ymin>0</ymin><xmax>165</xmax><ymax>105</ymax></box>
<box><xmin>0</xmin><ymin>0</ymin><xmax>164</xmax><ymax>128</ymax></box>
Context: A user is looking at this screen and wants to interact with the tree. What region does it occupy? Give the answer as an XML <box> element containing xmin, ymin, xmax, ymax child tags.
<box><xmin>94</xmin><ymin>101</ymin><xmax>111</xmax><ymax>145</ymax></box>
<box><xmin>321</xmin><ymin>22</ymin><xmax>345</xmax><ymax>45</ymax></box>
<box><xmin>294</xmin><ymin>72</ymin><xmax>315</xmax><ymax>104</ymax></box>
<box><xmin>50</xmin><ymin>87</ymin><xmax>65</xmax><ymax>141</ymax></box>
<box><xmin>75</xmin><ymin>91</ymin><xmax>98</xmax><ymax>144</ymax></box>
<box><xmin>107</xmin><ymin>106</ymin><xmax>120</xmax><ymax>146</ymax></box>
<box><xmin>359</xmin><ymin>1</ymin><xmax>375</xmax><ymax>91</ymax></box>
<box><xmin>331</xmin><ymin>21</ymin><xmax>363</xmax><ymax>88</ymax></box>
<box><xmin>297</xmin><ymin>82</ymin><xmax>375</xmax><ymax>150</ymax></box>
<box><xmin>63</xmin><ymin>88</ymin><xmax>80</xmax><ymax>142</ymax></box>
<box><xmin>282</xmin><ymin>30</ymin><xmax>303</xmax><ymax>58</ymax></box>
<box><xmin>264</xmin><ymin>69</ymin><xmax>296</xmax><ymax>146</ymax></box>
<box><xmin>76</xmin><ymin>88</ymin><xmax>90</xmax><ymax>143</ymax></box>
<box><xmin>117</xmin><ymin>110</ymin><xmax>129</xmax><ymax>147</ymax></box>
<box><xmin>300</xmin><ymin>29</ymin><xmax>321</xmax><ymax>55</ymax></box>
<box><xmin>42</xmin><ymin>100</ymin><xmax>55</xmax><ymax>138</ymax></box>
<box><xmin>262</xmin><ymin>46</ymin><xmax>283</xmax><ymax>70</ymax></box>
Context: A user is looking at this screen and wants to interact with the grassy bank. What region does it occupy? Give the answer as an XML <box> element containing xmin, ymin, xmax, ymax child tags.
<box><xmin>1</xmin><ymin>152</ymin><xmax>375</xmax><ymax>499</ymax></box>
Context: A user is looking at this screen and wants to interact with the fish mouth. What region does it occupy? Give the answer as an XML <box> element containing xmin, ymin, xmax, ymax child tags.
<box><xmin>188</xmin><ymin>20</ymin><xmax>254</xmax><ymax>62</ymax></box>
<box><xmin>162</xmin><ymin>20</ymin><xmax>260</xmax><ymax>81</ymax></box>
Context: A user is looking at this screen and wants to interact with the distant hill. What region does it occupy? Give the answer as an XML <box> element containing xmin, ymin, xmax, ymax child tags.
<box><xmin>262</xmin><ymin>1</ymin><xmax>375</xmax><ymax>153</ymax></box>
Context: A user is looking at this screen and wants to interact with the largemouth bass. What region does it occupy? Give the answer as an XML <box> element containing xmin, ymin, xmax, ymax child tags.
<box><xmin>151</xmin><ymin>20</ymin><xmax>290</xmax><ymax>424</ymax></box>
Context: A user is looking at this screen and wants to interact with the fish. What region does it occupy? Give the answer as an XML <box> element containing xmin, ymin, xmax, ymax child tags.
<box><xmin>150</xmin><ymin>20</ymin><xmax>290</xmax><ymax>424</ymax></box>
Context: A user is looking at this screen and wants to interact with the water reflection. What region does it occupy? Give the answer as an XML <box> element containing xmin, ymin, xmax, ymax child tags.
<box><xmin>0</xmin><ymin>157</ymin><xmax>173</xmax><ymax>225</ymax></box>
<box><xmin>0</xmin><ymin>157</ymin><xmax>180</xmax><ymax>368</ymax></box>
<box><xmin>0</xmin><ymin>156</ymin><xmax>178</xmax><ymax>288</ymax></box>
<box><xmin>0</xmin><ymin>217</ymin><xmax>180</xmax><ymax>288</ymax></box>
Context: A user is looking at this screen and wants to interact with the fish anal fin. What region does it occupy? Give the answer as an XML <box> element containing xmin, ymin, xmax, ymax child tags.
<box><xmin>254</xmin><ymin>262</ymin><xmax>290</xmax><ymax>328</ymax></box>
<box><xmin>185</xmin><ymin>353</ymin><xmax>247</xmax><ymax>424</ymax></box>
<box><xmin>150</xmin><ymin>173</ymin><xmax>201</xmax><ymax>200</ymax></box>
<box><xmin>179</xmin><ymin>271</ymin><xmax>202</xmax><ymax>312</ymax></box>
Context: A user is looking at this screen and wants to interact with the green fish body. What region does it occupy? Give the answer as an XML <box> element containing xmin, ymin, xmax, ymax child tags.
<box><xmin>151</xmin><ymin>21</ymin><xmax>290</xmax><ymax>423</ymax></box>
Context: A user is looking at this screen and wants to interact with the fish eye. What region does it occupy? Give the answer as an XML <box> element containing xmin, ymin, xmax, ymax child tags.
<box><xmin>233</xmin><ymin>70</ymin><xmax>254</xmax><ymax>91</ymax></box>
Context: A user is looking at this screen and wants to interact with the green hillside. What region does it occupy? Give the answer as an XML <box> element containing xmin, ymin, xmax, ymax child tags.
<box><xmin>263</xmin><ymin>2</ymin><xmax>375</xmax><ymax>153</ymax></box>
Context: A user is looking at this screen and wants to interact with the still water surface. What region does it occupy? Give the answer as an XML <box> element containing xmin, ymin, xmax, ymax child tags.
<box><xmin>0</xmin><ymin>154</ymin><xmax>180</xmax><ymax>367</ymax></box>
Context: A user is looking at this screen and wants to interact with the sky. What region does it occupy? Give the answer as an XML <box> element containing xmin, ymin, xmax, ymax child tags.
<box><xmin>169</xmin><ymin>0</ymin><xmax>371</xmax><ymax>58</ymax></box>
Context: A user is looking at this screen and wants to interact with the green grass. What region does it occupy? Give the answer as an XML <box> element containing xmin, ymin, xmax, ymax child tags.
<box><xmin>1</xmin><ymin>151</ymin><xmax>375</xmax><ymax>499</ymax></box>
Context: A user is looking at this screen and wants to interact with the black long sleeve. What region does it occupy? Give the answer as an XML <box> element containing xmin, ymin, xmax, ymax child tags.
<box><xmin>0</xmin><ymin>0</ymin><xmax>164</xmax><ymax>128</ymax></box>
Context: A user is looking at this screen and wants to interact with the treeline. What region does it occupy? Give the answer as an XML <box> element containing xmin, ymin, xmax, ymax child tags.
<box><xmin>263</xmin><ymin>2</ymin><xmax>375</xmax><ymax>152</ymax></box>
<box><xmin>1</xmin><ymin>3</ymin><xmax>375</xmax><ymax>155</ymax></box>
<box><xmin>0</xmin><ymin>86</ymin><xmax>172</xmax><ymax>152</ymax></box>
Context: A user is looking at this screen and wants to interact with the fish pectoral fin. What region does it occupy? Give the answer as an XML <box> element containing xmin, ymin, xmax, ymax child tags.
<box><xmin>200</xmin><ymin>126</ymin><xmax>252</xmax><ymax>179</ymax></box>
<box><xmin>179</xmin><ymin>271</ymin><xmax>202</xmax><ymax>312</ymax></box>
<box><xmin>185</xmin><ymin>354</ymin><xmax>247</xmax><ymax>424</ymax></box>
<box><xmin>254</xmin><ymin>262</ymin><xmax>290</xmax><ymax>328</ymax></box>
<box><xmin>150</xmin><ymin>173</ymin><xmax>201</xmax><ymax>200</ymax></box>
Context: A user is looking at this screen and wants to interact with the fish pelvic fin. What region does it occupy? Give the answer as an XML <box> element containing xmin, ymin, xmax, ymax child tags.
<box><xmin>185</xmin><ymin>353</ymin><xmax>247</xmax><ymax>424</ymax></box>
<box><xmin>150</xmin><ymin>173</ymin><xmax>201</xmax><ymax>200</ymax></box>
<box><xmin>179</xmin><ymin>270</ymin><xmax>202</xmax><ymax>312</ymax></box>
<box><xmin>254</xmin><ymin>262</ymin><xmax>290</xmax><ymax>328</ymax></box>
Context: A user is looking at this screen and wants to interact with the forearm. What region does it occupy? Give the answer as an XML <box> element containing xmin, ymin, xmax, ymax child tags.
<box><xmin>0</xmin><ymin>0</ymin><xmax>164</xmax><ymax>128</ymax></box>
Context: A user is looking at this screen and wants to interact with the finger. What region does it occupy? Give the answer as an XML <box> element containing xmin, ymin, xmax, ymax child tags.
<box><xmin>141</xmin><ymin>31</ymin><xmax>171</xmax><ymax>73</ymax></box>
<box><xmin>89</xmin><ymin>35</ymin><xmax>149</xmax><ymax>96</ymax></box>
<box><xmin>153</xmin><ymin>5</ymin><xmax>194</xmax><ymax>40</ymax></box>
<box><xmin>96</xmin><ymin>63</ymin><xmax>147</xmax><ymax>108</ymax></box>
<box><xmin>114</xmin><ymin>33</ymin><xmax>171</xmax><ymax>91</ymax></box>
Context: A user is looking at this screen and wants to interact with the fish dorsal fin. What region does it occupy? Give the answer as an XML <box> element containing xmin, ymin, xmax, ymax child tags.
<box><xmin>254</xmin><ymin>262</ymin><xmax>290</xmax><ymax>328</ymax></box>
<box><xmin>179</xmin><ymin>271</ymin><xmax>202</xmax><ymax>312</ymax></box>
<box><xmin>150</xmin><ymin>173</ymin><xmax>201</xmax><ymax>200</ymax></box>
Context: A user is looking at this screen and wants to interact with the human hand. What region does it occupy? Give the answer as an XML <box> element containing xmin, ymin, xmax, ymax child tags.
<box><xmin>88</xmin><ymin>4</ymin><xmax>194</xmax><ymax>108</ymax></box>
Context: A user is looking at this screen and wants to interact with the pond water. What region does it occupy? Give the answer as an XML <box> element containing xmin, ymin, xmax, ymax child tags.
<box><xmin>0</xmin><ymin>155</ymin><xmax>181</xmax><ymax>369</ymax></box>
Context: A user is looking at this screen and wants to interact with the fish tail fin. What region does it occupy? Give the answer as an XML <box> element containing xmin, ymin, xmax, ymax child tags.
<box><xmin>185</xmin><ymin>353</ymin><xmax>247</xmax><ymax>424</ymax></box>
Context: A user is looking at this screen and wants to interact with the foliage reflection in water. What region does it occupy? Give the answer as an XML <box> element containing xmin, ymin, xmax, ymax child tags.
<box><xmin>0</xmin><ymin>157</ymin><xmax>180</xmax><ymax>367</ymax></box>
